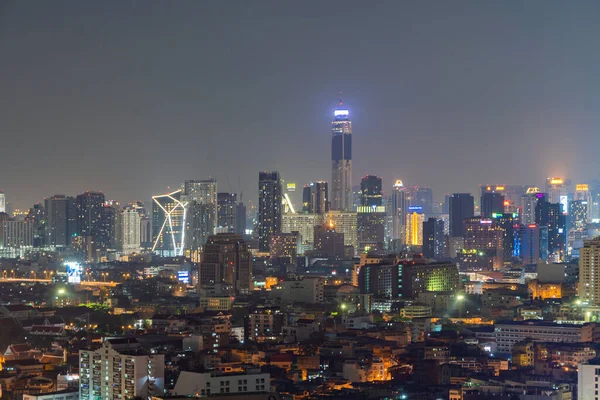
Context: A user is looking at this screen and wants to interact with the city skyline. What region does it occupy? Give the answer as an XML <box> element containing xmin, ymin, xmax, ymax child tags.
<box><xmin>1</xmin><ymin>2</ymin><xmax>600</xmax><ymax>210</ymax></box>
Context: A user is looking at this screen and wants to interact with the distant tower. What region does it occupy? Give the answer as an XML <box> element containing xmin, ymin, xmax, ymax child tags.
<box><xmin>390</xmin><ymin>180</ymin><xmax>407</xmax><ymax>244</ymax></box>
<box><xmin>331</xmin><ymin>96</ymin><xmax>352</xmax><ymax>211</ymax></box>
<box><xmin>258</xmin><ymin>171</ymin><xmax>282</xmax><ymax>252</ymax></box>
<box><xmin>0</xmin><ymin>192</ymin><xmax>5</xmax><ymax>214</ymax></box>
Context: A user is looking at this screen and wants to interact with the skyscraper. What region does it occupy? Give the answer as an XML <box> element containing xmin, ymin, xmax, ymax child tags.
<box><xmin>217</xmin><ymin>192</ymin><xmax>237</xmax><ymax>233</ymax></box>
<box><xmin>423</xmin><ymin>217</ymin><xmax>445</xmax><ymax>259</ymax></box>
<box><xmin>546</xmin><ymin>177</ymin><xmax>569</xmax><ymax>212</ymax></box>
<box><xmin>198</xmin><ymin>233</ymin><xmax>252</xmax><ymax>295</ymax></box>
<box><xmin>183</xmin><ymin>179</ymin><xmax>218</xmax><ymax>251</ymax></box>
<box><xmin>460</xmin><ymin>217</ymin><xmax>504</xmax><ymax>271</ymax></box>
<box><xmin>449</xmin><ymin>193</ymin><xmax>474</xmax><ymax>237</ymax></box>
<box><xmin>258</xmin><ymin>171</ymin><xmax>282</xmax><ymax>252</ymax></box>
<box><xmin>517</xmin><ymin>224</ymin><xmax>541</xmax><ymax>265</ymax></box>
<box><xmin>535</xmin><ymin>199</ymin><xmax>566</xmax><ymax>260</ymax></box>
<box><xmin>360</xmin><ymin>175</ymin><xmax>383</xmax><ymax>207</ymax></box>
<box><xmin>480</xmin><ymin>192</ymin><xmax>505</xmax><ymax>218</ymax></box>
<box><xmin>390</xmin><ymin>180</ymin><xmax>407</xmax><ymax>246</ymax></box>
<box><xmin>579</xmin><ymin>237</ymin><xmax>600</xmax><ymax>305</ymax></box>
<box><xmin>521</xmin><ymin>188</ymin><xmax>543</xmax><ymax>225</ymax></box>
<box><xmin>405</xmin><ymin>206</ymin><xmax>425</xmax><ymax>246</ymax></box>
<box><xmin>0</xmin><ymin>192</ymin><xmax>5</xmax><ymax>214</ymax></box>
<box><xmin>302</xmin><ymin>181</ymin><xmax>329</xmax><ymax>214</ymax></box>
<box><xmin>100</xmin><ymin>200</ymin><xmax>119</xmax><ymax>250</ymax></box>
<box><xmin>152</xmin><ymin>189</ymin><xmax>187</xmax><ymax>256</ymax></box>
<box><xmin>331</xmin><ymin>106</ymin><xmax>352</xmax><ymax>211</ymax></box>
<box><xmin>45</xmin><ymin>195</ymin><xmax>77</xmax><ymax>247</ymax></box>
<box><xmin>76</xmin><ymin>191</ymin><xmax>105</xmax><ymax>240</ymax></box>
<box><xmin>407</xmin><ymin>186</ymin><xmax>433</xmax><ymax>215</ymax></box>
<box><xmin>115</xmin><ymin>206</ymin><xmax>141</xmax><ymax>254</ymax></box>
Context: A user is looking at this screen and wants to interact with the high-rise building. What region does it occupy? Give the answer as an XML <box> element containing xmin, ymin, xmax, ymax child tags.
<box><xmin>100</xmin><ymin>200</ymin><xmax>119</xmax><ymax>250</ymax></box>
<box><xmin>329</xmin><ymin>210</ymin><xmax>358</xmax><ymax>251</ymax></box>
<box><xmin>129</xmin><ymin>201</ymin><xmax>151</xmax><ymax>248</ymax></box>
<box><xmin>1</xmin><ymin>220</ymin><xmax>34</xmax><ymax>248</ymax></box>
<box><xmin>115</xmin><ymin>207</ymin><xmax>141</xmax><ymax>254</ymax></box>
<box><xmin>390</xmin><ymin>180</ymin><xmax>407</xmax><ymax>245</ymax></box>
<box><xmin>79</xmin><ymin>339</ymin><xmax>164</xmax><ymax>400</ymax></box>
<box><xmin>490</xmin><ymin>212</ymin><xmax>516</xmax><ymax>261</ymax></box>
<box><xmin>405</xmin><ymin>206</ymin><xmax>425</xmax><ymax>247</ymax></box>
<box><xmin>269</xmin><ymin>232</ymin><xmax>300</xmax><ymax>264</ymax></box>
<box><xmin>313</xmin><ymin>223</ymin><xmax>345</xmax><ymax>259</ymax></box>
<box><xmin>236</xmin><ymin>202</ymin><xmax>247</xmax><ymax>234</ymax></box>
<box><xmin>535</xmin><ymin>199</ymin><xmax>566</xmax><ymax>260</ymax></box>
<box><xmin>449</xmin><ymin>193</ymin><xmax>474</xmax><ymax>237</ymax></box>
<box><xmin>423</xmin><ymin>217</ymin><xmax>445</xmax><ymax>259</ymax></box>
<box><xmin>0</xmin><ymin>192</ymin><xmax>5</xmax><ymax>214</ymax></box>
<box><xmin>182</xmin><ymin>179</ymin><xmax>218</xmax><ymax>251</ymax></box>
<box><xmin>76</xmin><ymin>191</ymin><xmax>105</xmax><ymax>241</ymax></box>
<box><xmin>569</xmin><ymin>200</ymin><xmax>587</xmax><ymax>229</ymax></box>
<box><xmin>331</xmin><ymin>106</ymin><xmax>352</xmax><ymax>211</ymax></box>
<box><xmin>480</xmin><ymin>192</ymin><xmax>505</xmax><ymax>218</ymax></box>
<box><xmin>407</xmin><ymin>186</ymin><xmax>433</xmax><ymax>215</ymax></box>
<box><xmin>460</xmin><ymin>217</ymin><xmax>504</xmax><ymax>271</ymax></box>
<box><xmin>198</xmin><ymin>233</ymin><xmax>252</xmax><ymax>295</ymax></box>
<box><xmin>546</xmin><ymin>177</ymin><xmax>569</xmax><ymax>208</ymax></box>
<box><xmin>357</xmin><ymin>205</ymin><xmax>385</xmax><ymax>253</ymax></box>
<box><xmin>27</xmin><ymin>203</ymin><xmax>45</xmax><ymax>248</ymax></box>
<box><xmin>302</xmin><ymin>181</ymin><xmax>329</xmax><ymax>214</ymax></box>
<box><xmin>282</xmin><ymin>213</ymin><xmax>324</xmax><ymax>250</ymax></box>
<box><xmin>152</xmin><ymin>189</ymin><xmax>187</xmax><ymax>256</ymax></box>
<box><xmin>579</xmin><ymin>237</ymin><xmax>600</xmax><ymax>305</ymax></box>
<box><xmin>521</xmin><ymin>188</ymin><xmax>543</xmax><ymax>225</ymax></box>
<box><xmin>517</xmin><ymin>224</ymin><xmax>541</xmax><ymax>265</ymax></box>
<box><xmin>45</xmin><ymin>195</ymin><xmax>77</xmax><ymax>247</ymax></box>
<box><xmin>217</xmin><ymin>192</ymin><xmax>237</xmax><ymax>233</ymax></box>
<box><xmin>258</xmin><ymin>171</ymin><xmax>282</xmax><ymax>252</ymax></box>
<box><xmin>360</xmin><ymin>175</ymin><xmax>383</xmax><ymax>207</ymax></box>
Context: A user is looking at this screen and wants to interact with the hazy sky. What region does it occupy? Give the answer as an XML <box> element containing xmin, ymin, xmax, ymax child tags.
<box><xmin>1</xmin><ymin>1</ymin><xmax>600</xmax><ymax>210</ymax></box>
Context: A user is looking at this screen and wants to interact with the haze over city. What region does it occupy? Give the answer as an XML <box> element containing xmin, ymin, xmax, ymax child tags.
<box><xmin>2</xmin><ymin>1</ymin><xmax>600</xmax><ymax>209</ymax></box>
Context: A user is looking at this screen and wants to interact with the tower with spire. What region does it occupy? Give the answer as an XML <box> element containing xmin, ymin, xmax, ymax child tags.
<box><xmin>331</xmin><ymin>93</ymin><xmax>352</xmax><ymax>211</ymax></box>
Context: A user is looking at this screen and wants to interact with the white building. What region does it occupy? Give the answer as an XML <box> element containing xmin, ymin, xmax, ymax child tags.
<box><xmin>1</xmin><ymin>220</ymin><xmax>34</xmax><ymax>248</ymax></box>
<box><xmin>494</xmin><ymin>321</ymin><xmax>593</xmax><ymax>353</ymax></box>
<box><xmin>79</xmin><ymin>338</ymin><xmax>164</xmax><ymax>400</ymax></box>
<box><xmin>281</xmin><ymin>213</ymin><xmax>323</xmax><ymax>250</ymax></box>
<box><xmin>578</xmin><ymin>358</ymin><xmax>600</xmax><ymax>400</ymax></box>
<box><xmin>271</xmin><ymin>277</ymin><xmax>324</xmax><ymax>304</ymax></box>
<box><xmin>115</xmin><ymin>208</ymin><xmax>141</xmax><ymax>254</ymax></box>
<box><xmin>173</xmin><ymin>369</ymin><xmax>270</xmax><ymax>396</ymax></box>
<box><xmin>23</xmin><ymin>390</ymin><xmax>79</xmax><ymax>400</ymax></box>
<box><xmin>329</xmin><ymin>210</ymin><xmax>358</xmax><ymax>250</ymax></box>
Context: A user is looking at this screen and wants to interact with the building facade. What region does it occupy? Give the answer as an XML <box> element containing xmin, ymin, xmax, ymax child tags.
<box><xmin>258</xmin><ymin>171</ymin><xmax>282</xmax><ymax>252</ymax></box>
<box><xmin>331</xmin><ymin>108</ymin><xmax>352</xmax><ymax>211</ymax></box>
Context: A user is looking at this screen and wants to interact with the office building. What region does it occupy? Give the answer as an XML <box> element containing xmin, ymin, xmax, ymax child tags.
<box><xmin>236</xmin><ymin>202</ymin><xmax>247</xmax><ymax>234</ymax></box>
<box><xmin>44</xmin><ymin>195</ymin><xmax>77</xmax><ymax>247</ymax></box>
<box><xmin>390</xmin><ymin>180</ymin><xmax>407</xmax><ymax>245</ymax></box>
<box><xmin>174</xmin><ymin>370</ymin><xmax>270</xmax><ymax>396</ymax></box>
<box><xmin>460</xmin><ymin>217</ymin><xmax>503</xmax><ymax>271</ymax></box>
<box><xmin>358</xmin><ymin>259</ymin><xmax>459</xmax><ymax>299</ymax></box>
<box><xmin>100</xmin><ymin>200</ymin><xmax>119</xmax><ymax>250</ymax></box>
<box><xmin>182</xmin><ymin>179</ymin><xmax>218</xmax><ymax>251</ymax></box>
<box><xmin>407</xmin><ymin>186</ymin><xmax>433</xmax><ymax>215</ymax></box>
<box><xmin>27</xmin><ymin>203</ymin><xmax>45</xmax><ymax>247</ymax></box>
<box><xmin>491</xmin><ymin>212</ymin><xmax>516</xmax><ymax>260</ymax></box>
<box><xmin>1</xmin><ymin>220</ymin><xmax>34</xmax><ymax>248</ymax></box>
<box><xmin>269</xmin><ymin>232</ymin><xmax>300</xmax><ymax>264</ymax></box>
<box><xmin>357</xmin><ymin>206</ymin><xmax>385</xmax><ymax>253</ymax></box>
<box><xmin>546</xmin><ymin>177</ymin><xmax>569</xmax><ymax>208</ymax></box>
<box><xmin>76</xmin><ymin>191</ymin><xmax>105</xmax><ymax>240</ymax></box>
<box><xmin>302</xmin><ymin>181</ymin><xmax>329</xmax><ymax>214</ymax></box>
<box><xmin>517</xmin><ymin>224</ymin><xmax>541</xmax><ymax>265</ymax></box>
<box><xmin>569</xmin><ymin>200</ymin><xmax>587</xmax><ymax>229</ymax></box>
<box><xmin>115</xmin><ymin>207</ymin><xmax>141</xmax><ymax>254</ymax></box>
<box><xmin>79</xmin><ymin>339</ymin><xmax>164</xmax><ymax>400</ymax></box>
<box><xmin>493</xmin><ymin>321</ymin><xmax>592</xmax><ymax>353</ymax></box>
<box><xmin>360</xmin><ymin>175</ymin><xmax>383</xmax><ymax>207</ymax></box>
<box><xmin>331</xmin><ymin>106</ymin><xmax>352</xmax><ymax>211</ymax></box>
<box><xmin>152</xmin><ymin>189</ymin><xmax>187</xmax><ymax>256</ymax></box>
<box><xmin>449</xmin><ymin>193</ymin><xmax>474</xmax><ymax>237</ymax></box>
<box><xmin>281</xmin><ymin>213</ymin><xmax>323</xmax><ymax>250</ymax></box>
<box><xmin>535</xmin><ymin>199</ymin><xmax>566</xmax><ymax>260</ymax></box>
<box><xmin>405</xmin><ymin>206</ymin><xmax>424</xmax><ymax>246</ymax></box>
<box><xmin>480</xmin><ymin>192</ymin><xmax>505</xmax><ymax>218</ymax></box>
<box><xmin>423</xmin><ymin>217</ymin><xmax>445</xmax><ymax>259</ymax></box>
<box><xmin>521</xmin><ymin>188</ymin><xmax>543</xmax><ymax>225</ymax></box>
<box><xmin>329</xmin><ymin>210</ymin><xmax>358</xmax><ymax>251</ymax></box>
<box><xmin>258</xmin><ymin>171</ymin><xmax>282</xmax><ymax>252</ymax></box>
<box><xmin>579</xmin><ymin>237</ymin><xmax>600</xmax><ymax>305</ymax></box>
<box><xmin>198</xmin><ymin>233</ymin><xmax>252</xmax><ymax>295</ymax></box>
<box><xmin>217</xmin><ymin>192</ymin><xmax>237</xmax><ymax>233</ymax></box>
<box><xmin>313</xmin><ymin>223</ymin><xmax>345</xmax><ymax>259</ymax></box>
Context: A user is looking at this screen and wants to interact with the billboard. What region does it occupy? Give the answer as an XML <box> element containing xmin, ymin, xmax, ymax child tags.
<box><xmin>65</xmin><ymin>262</ymin><xmax>82</xmax><ymax>284</ymax></box>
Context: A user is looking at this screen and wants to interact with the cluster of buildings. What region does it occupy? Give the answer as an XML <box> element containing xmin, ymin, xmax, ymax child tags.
<box><xmin>4</xmin><ymin>106</ymin><xmax>600</xmax><ymax>400</ymax></box>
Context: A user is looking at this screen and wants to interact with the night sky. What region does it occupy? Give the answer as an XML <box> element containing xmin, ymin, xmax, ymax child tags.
<box><xmin>1</xmin><ymin>1</ymin><xmax>600</xmax><ymax>210</ymax></box>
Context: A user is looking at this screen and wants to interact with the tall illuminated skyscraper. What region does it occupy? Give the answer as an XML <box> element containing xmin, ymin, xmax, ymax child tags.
<box><xmin>546</xmin><ymin>177</ymin><xmax>569</xmax><ymax>211</ymax></box>
<box><xmin>182</xmin><ymin>179</ymin><xmax>218</xmax><ymax>251</ymax></box>
<box><xmin>360</xmin><ymin>175</ymin><xmax>383</xmax><ymax>207</ymax></box>
<box><xmin>449</xmin><ymin>193</ymin><xmax>474</xmax><ymax>237</ymax></box>
<box><xmin>405</xmin><ymin>206</ymin><xmax>425</xmax><ymax>246</ymax></box>
<box><xmin>0</xmin><ymin>192</ymin><xmax>5</xmax><ymax>214</ymax></box>
<box><xmin>331</xmin><ymin>103</ymin><xmax>352</xmax><ymax>211</ymax></box>
<box><xmin>152</xmin><ymin>189</ymin><xmax>187</xmax><ymax>256</ymax></box>
<box><xmin>258</xmin><ymin>171</ymin><xmax>282</xmax><ymax>252</ymax></box>
<box><xmin>521</xmin><ymin>187</ymin><xmax>543</xmax><ymax>225</ymax></box>
<box><xmin>390</xmin><ymin>180</ymin><xmax>407</xmax><ymax>244</ymax></box>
